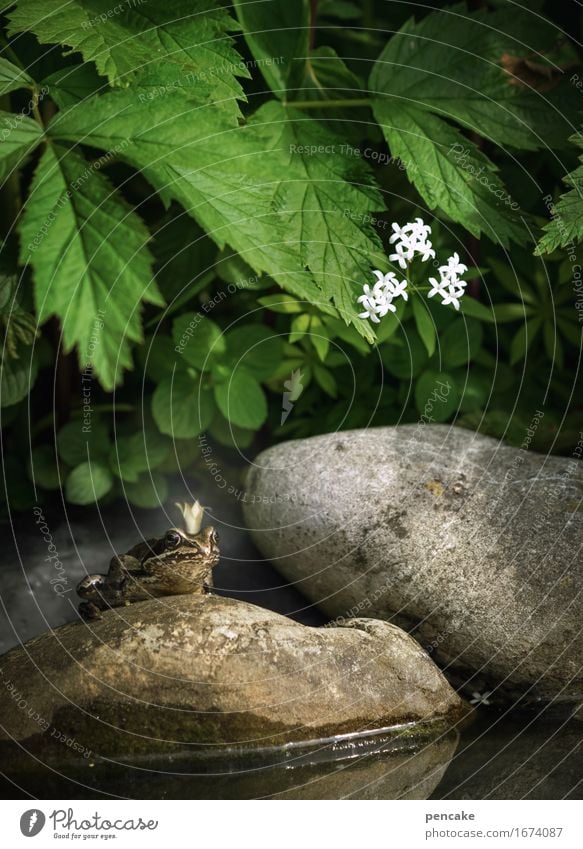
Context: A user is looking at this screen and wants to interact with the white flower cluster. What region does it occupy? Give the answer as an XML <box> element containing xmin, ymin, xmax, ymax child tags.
<box><xmin>389</xmin><ymin>218</ymin><xmax>435</xmax><ymax>268</ymax></box>
<box><xmin>357</xmin><ymin>218</ymin><xmax>468</xmax><ymax>323</ymax></box>
<box><xmin>356</xmin><ymin>270</ymin><xmax>408</xmax><ymax>323</ymax></box>
<box><xmin>428</xmin><ymin>252</ymin><xmax>468</xmax><ymax>311</ymax></box>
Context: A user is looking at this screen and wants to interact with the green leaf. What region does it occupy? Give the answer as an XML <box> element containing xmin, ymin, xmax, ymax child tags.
<box><xmin>510</xmin><ymin>317</ymin><xmax>543</xmax><ymax>363</ymax></box>
<box><xmin>8</xmin><ymin>0</ymin><xmax>247</xmax><ymax>116</ymax></box>
<box><xmin>0</xmin><ymin>56</ymin><xmax>33</xmax><ymax>96</ymax></box>
<box><xmin>209</xmin><ymin>414</ymin><xmax>255</xmax><ymax>449</ymax></box>
<box><xmin>290</xmin><ymin>313</ymin><xmax>311</xmax><ymax>343</ymax></box>
<box><xmin>65</xmin><ymin>461</ymin><xmax>113</xmax><ymax>505</ymax></box>
<box><xmin>124</xmin><ymin>472</ymin><xmax>169</xmax><ymax>509</ymax></box>
<box><xmin>233</xmin><ymin>0</ymin><xmax>309</xmax><ymax>97</ymax></box>
<box><xmin>313</xmin><ymin>364</ymin><xmax>337</xmax><ymax>397</ymax></box>
<box><xmin>491</xmin><ymin>303</ymin><xmax>535</xmax><ymax>322</ymax></box>
<box><xmin>309</xmin><ymin>316</ymin><xmax>330</xmax><ymax>361</ymax></box>
<box><xmin>172</xmin><ymin>312</ymin><xmax>226</xmax><ymax>370</ymax></box>
<box><xmin>0</xmin><ymin>111</ymin><xmax>43</xmax><ymax>184</ymax></box>
<box><xmin>42</xmin><ymin>64</ymin><xmax>105</xmax><ymax>110</ymax></box>
<box><xmin>49</xmin><ymin>90</ymin><xmax>324</xmax><ymax>308</ymax></box>
<box><xmin>0</xmin><ymin>341</ymin><xmax>38</xmax><ymax>407</ymax></box>
<box><xmin>456</xmin><ymin>369</ymin><xmax>491</xmax><ymax>414</ymax></box>
<box><xmin>152</xmin><ymin>372</ymin><xmax>215</xmax><ymax>439</ymax></box>
<box><xmin>258</xmin><ymin>294</ymin><xmax>304</xmax><ymax>314</ymax></box>
<box><xmin>49</xmin><ymin>93</ymin><xmax>383</xmax><ymax>340</ymax></box>
<box><xmin>371</xmin><ymin>101</ymin><xmax>526</xmax><ymax>246</ymax></box>
<box><xmin>381</xmin><ymin>329</ymin><xmax>428</xmax><ymax>379</ymax></box>
<box><xmin>370</xmin><ymin>5</ymin><xmax>578</xmax><ymax>152</ymax></box>
<box><xmin>138</xmin><ymin>334</ymin><xmax>184</xmax><ymax>383</ymax></box>
<box><xmin>109</xmin><ymin>430</ymin><xmax>170</xmax><ymax>482</ymax></box>
<box><xmin>455</xmin><ymin>296</ymin><xmax>496</xmax><ymax>323</ymax></box>
<box><xmin>536</xmin><ymin>131</ymin><xmax>583</xmax><ymax>254</ymax></box>
<box><xmin>440</xmin><ymin>317</ymin><xmax>483</xmax><ymax>367</ymax></box>
<box><xmin>415</xmin><ymin>370</ymin><xmax>459</xmax><ymax>422</ymax></box>
<box><xmin>152</xmin><ymin>213</ymin><xmax>216</xmax><ymax>305</ymax></box>
<box><xmin>223</xmin><ymin>324</ymin><xmax>282</xmax><ymax>380</ymax></box>
<box><xmin>27</xmin><ymin>445</ymin><xmax>62</xmax><ymax>490</ymax></box>
<box><xmin>412</xmin><ymin>296</ymin><xmax>436</xmax><ymax>357</ymax></box>
<box><xmin>57</xmin><ymin>418</ymin><xmax>110</xmax><ymax>467</ymax></box>
<box><xmin>19</xmin><ymin>144</ymin><xmax>162</xmax><ymax>389</ymax></box>
<box><xmin>214</xmin><ymin>370</ymin><xmax>267</xmax><ymax>429</ymax></box>
<box><xmin>258</xmin><ymin>101</ymin><xmax>385</xmax><ymax>336</ymax></box>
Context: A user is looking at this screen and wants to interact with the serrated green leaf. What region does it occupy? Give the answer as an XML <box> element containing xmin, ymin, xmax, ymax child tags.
<box><xmin>152</xmin><ymin>372</ymin><xmax>215</xmax><ymax>438</ymax></box>
<box><xmin>0</xmin><ymin>56</ymin><xmax>33</xmax><ymax>96</ymax></box>
<box><xmin>65</xmin><ymin>461</ymin><xmax>113</xmax><ymax>504</ymax></box>
<box><xmin>412</xmin><ymin>296</ymin><xmax>436</xmax><ymax>357</ymax></box>
<box><xmin>172</xmin><ymin>312</ymin><xmax>226</xmax><ymax>370</ymax></box>
<box><xmin>42</xmin><ymin>64</ymin><xmax>105</xmax><ymax>109</ymax></box>
<box><xmin>372</xmin><ymin>101</ymin><xmax>526</xmax><ymax>246</ymax></box>
<box><xmin>19</xmin><ymin>144</ymin><xmax>162</xmax><ymax>389</ymax></box>
<box><xmin>0</xmin><ymin>111</ymin><xmax>43</xmax><ymax>184</ymax></box>
<box><xmin>8</xmin><ymin>0</ymin><xmax>247</xmax><ymax>117</ymax></box>
<box><xmin>0</xmin><ymin>341</ymin><xmax>38</xmax><ymax>407</ymax></box>
<box><xmin>49</xmin><ymin>93</ymin><xmax>383</xmax><ymax>341</ymax></box>
<box><xmin>536</xmin><ymin>131</ymin><xmax>583</xmax><ymax>254</ymax></box>
<box><xmin>370</xmin><ymin>4</ymin><xmax>578</xmax><ymax>151</ymax></box>
<box><xmin>214</xmin><ymin>370</ymin><xmax>267</xmax><ymax>429</ymax></box>
<box><xmin>49</xmin><ymin>90</ymin><xmax>323</xmax><ymax>308</ymax></box>
<box><xmin>233</xmin><ymin>0</ymin><xmax>309</xmax><ymax>97</ymax></box>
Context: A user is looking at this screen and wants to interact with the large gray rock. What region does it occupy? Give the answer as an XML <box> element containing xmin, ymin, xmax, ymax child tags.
<box><xmin>243</xmin><ymin>425</ymin><xmax>583</xmax><ymax>702</ymax></box>
<box><xmin>0</xmin><ymin>594</ymin><xmax>464</xmax><ymax>763</ymax></box>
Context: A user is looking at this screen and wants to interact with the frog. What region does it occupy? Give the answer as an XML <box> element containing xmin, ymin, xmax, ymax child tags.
<box><xmin>76</xmin><ymin>503</ymin><xmax>220</xmax><ymax>620</ymax></box>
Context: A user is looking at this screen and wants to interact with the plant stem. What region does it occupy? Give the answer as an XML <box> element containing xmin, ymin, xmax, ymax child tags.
<box><xmin>285</xmin><ymin>97</ymin><xmax>372</xmax><ymax>110</ymax></box>
<box><xmin>309</xmin><ymin>0</ymin><xmax>318</xmax><ymax>50</ymax></box>
<box><xmin>31</xmin><ymin>88</ymin><xmax>44</xmax><ymax>128</ymax></box>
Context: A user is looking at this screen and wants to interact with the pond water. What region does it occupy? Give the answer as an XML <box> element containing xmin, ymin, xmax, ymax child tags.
<box><xmin>0</xmin><ymin>496</ymin><xmax>581</xmax><ymax>800</ymax></box>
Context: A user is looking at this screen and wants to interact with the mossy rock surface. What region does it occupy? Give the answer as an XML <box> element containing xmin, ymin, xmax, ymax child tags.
<box><xmin>0</xmin><ymin>595</ymin><xmax>465</xmax><ymax>763</ymax></box>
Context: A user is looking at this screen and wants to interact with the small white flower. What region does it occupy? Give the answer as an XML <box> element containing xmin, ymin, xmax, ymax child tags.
<box><xmin>387</xmin><ymin>277</ymin><xmax>408</xmax><ymax>301</ymax></box>
<box><xmin>389</xmin><ymin>241</ymin><xmax>414</xmax><ymax>269</ymax></box>
<box><xmin>389</xmin><ymin>222</ymin><xmax>409</xmax><ymax>245</ymax></box>
<box><xmin>469</xmin><ymin>690</ymin><xmax>492</xmax><ymax>706</ymax></box>
<box><xmin>440</xmin><ymin>283</ymin><xmax>465</xmax><ymax>311</ymax></box>
<box><xmin>417</xmin><ymin>243</ymin><xmax>436</xmax><ymax>262</ymax></box>
<box><xmin>357</xmin><ymin>296</ymin><xmax>381</xmax><ymax>323</ymax></box>
<box><xmin>427</xmin><ymin>277</ymin><xmax>448</xmax><ymax>299</ymax></box>
<box><xmin>440</xmin><ymin>252</ymin><xmax>468</xmax><ymax>281</ymax></box>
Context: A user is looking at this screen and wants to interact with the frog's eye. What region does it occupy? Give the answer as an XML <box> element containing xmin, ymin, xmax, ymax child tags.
<box><xmin>165</xmin><ymin>530</ymin><xmax>182</xmax><ymax>548</ymax></box>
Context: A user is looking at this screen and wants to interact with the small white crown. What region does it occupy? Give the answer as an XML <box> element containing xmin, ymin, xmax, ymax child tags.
<box><xmin>174</xmin><ymin>501</ymin><xmax>205</xmax><ymax>534</ymax></box>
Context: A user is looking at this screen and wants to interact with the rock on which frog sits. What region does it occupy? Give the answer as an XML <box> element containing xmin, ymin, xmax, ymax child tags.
<box><xmin>242</xmin><ymin>424</ymin><xmax>583</xmax><ymax>703</ymax></box>
<box><xmin>0</xmin><ymin>595</ymin><xmax>466</xmax><ymax>761</ymax></box>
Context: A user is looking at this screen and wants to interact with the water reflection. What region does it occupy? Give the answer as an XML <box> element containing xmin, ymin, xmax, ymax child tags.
<box><xmin>0</xmin><ymin>724</ymin><xmax>459</xmax><ymax>800</ymax></box>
